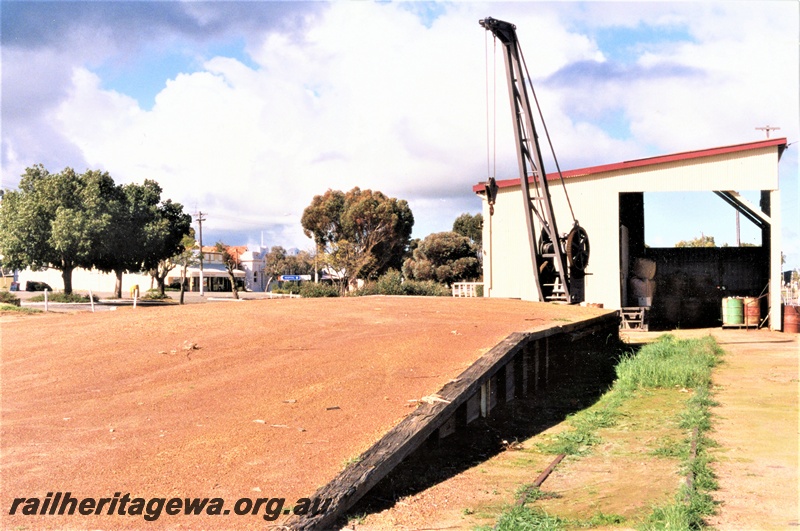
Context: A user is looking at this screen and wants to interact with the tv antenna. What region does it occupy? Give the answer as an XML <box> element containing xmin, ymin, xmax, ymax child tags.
<box><xmin>756</xmin><ymin>125</ymin><xmax>780</xmax><ymax>138</ymax></box>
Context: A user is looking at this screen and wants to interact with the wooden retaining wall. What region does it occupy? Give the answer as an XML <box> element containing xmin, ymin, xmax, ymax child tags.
<box><xmin>287</xmin><ymin>311</ymin><xmax>620</xmax><ymax>530</ymax></box>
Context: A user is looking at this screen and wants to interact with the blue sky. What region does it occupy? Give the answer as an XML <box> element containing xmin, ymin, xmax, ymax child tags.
<box><xmin>1</xmin><ymin>1</ymin><xmax>798</xmax><ymax>268</ymax></box>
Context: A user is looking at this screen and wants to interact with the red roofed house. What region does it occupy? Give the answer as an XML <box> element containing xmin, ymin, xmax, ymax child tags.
<box><xmin>170</xmin><ymin>245</ymin><xmax>248</xmax><ymax>293</ymax></box>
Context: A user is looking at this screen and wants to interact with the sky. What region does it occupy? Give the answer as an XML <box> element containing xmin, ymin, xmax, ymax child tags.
<box><xmin>1</xmin><ymin>1</ymin><xmax>798</xmax><ymax>269</ymax></box>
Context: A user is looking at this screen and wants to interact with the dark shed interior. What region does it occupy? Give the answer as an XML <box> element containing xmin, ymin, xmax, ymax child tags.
<box><xmin>619</xmin><ymin>192</ymin><xmax>771</xmax><ymax>330</ymax></box>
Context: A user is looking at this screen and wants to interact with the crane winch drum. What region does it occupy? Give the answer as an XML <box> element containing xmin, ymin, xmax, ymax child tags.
<box><xmin>480</xmin><ymin>16</ymin><xmax>589</xmax><ymax>303</ymax></box>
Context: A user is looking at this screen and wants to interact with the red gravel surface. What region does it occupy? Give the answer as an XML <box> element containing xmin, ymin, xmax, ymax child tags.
<box><xmin>1</xmin><ymin>296</ymin><xmax>606</xmax><ymax>529</ymax></box>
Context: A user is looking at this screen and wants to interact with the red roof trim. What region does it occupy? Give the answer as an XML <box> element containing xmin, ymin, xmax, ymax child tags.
<box><xmin>473</xmin><ymin>137</ymin><xmax>788</xmax><ymax>192</ymax></box>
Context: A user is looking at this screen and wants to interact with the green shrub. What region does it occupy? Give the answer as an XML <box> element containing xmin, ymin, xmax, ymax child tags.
<box><xmin>355</xmin><ymin>270</ymin><xmax>450</xmax><ymax>297</ymax></box>
<box><xmin>0</xmin><ymin>291</ymin><xmax>20</xmax><ymax>305</ymax></box>
<box><xmin>374</xmin><ymin>269</ymin><xmax>405</xmax><ymax>295</ymax></box>
<box><xmin>141</xmin><ymin>289</ymin><xmax>170</xmax><ymax>300</ymax></box>
<box><xmin>299</xmin><ymin>282</ymin><xmax>339</xmax><ymax>298</ymax></box>
<box><xmin>402</xmin><ymin>279</ymin><xmax>450</xmax><ymax>296</ymax></box>
<box><xmin>273</xmin><ymin>281</ymin><xmax>302</xmax><ymax>295</ymax></box>
<box><xmin>29</xmin><ymin>292</ymin><xmax>97</xmax><ymax>303</ymax></box>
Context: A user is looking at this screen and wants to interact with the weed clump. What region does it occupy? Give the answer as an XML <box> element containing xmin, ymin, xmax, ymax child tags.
<box><xmin>476</xmin><ymin>505</ymin><xmax>565</xmax><ymax>531</ymax></box>
<box><xmin>615</xmin><ymin>334</ymin><xmax>721</xmax><ymax>391</ymax></box>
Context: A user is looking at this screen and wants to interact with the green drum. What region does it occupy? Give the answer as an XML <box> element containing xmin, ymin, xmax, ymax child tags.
<box><xmin>722</xmin><ymin>297</ymin><xmax>743</xmax><ymax>326</ymax></box>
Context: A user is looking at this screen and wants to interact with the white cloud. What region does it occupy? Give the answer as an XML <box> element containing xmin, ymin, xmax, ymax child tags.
<box><xmin>5</xmin><ymin>1</ymin><xmax>798</xmax><ymax>255</ymax></box>
<box><xmin>4</xmin><ymin>4</ymin><xmax>610</xmax><ymax>244</ymax></box>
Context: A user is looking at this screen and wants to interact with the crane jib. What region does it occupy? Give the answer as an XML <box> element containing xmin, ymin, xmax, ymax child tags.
<box><xmin>480</xmin><ymin>17</ymin><xmax>589</xmax><ymax>304</ymax></box>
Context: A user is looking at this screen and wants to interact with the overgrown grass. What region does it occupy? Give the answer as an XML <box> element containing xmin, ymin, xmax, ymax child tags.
<box><xmin>641</xmin><ymin>385</ymin><xmax>721</xmax><ymax>531</ymax></box>
<box><xmin>483</xmin><ymin>335</ymin><xmax>724</xmax><ymax>531</ymax></box>
<box><xmin>650</xmin><ymin>436</ymin><xmax>689</xmax><ymax>459</ymax></box>
<box><xmin>537</xmin><ymin>389</ymin><xmax>624</xmax><ymax>456</ymax></box>
<box><xmin>0</xmin><ymin>303</ymin><xmax>42</xmax><ymax>314</ymax></box>
<box><xmin>476</xmin><ymin>505</ymin><xmax>566</xmax><ymax>531</ymax></box>
<box><xmin>475</xmin><ymin>505</ymin><xmax>626</xmax><ymax>531</ymax></box>
<box><xmin>615</xmin><ymin>335</ymin><xmax>721</xmax><ymax>391</ymax></box>
<box><xmin>515</xmin><ymin>485</ymin><xmax>561</xmax><ymax>505</ymax></box>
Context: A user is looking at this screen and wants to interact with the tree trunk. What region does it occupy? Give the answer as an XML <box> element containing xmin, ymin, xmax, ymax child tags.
<box><xmin>227</xmin><ymin>272</ymin><xmax>239</xmax><ymax>299</ymax></box>
<box><xmin>152</xmin><ymin>261</ymin><xmax>174</xmax><ymax>296</ymax></box>
<box><xmin>114</xmin><ymin>270</ymin><xmax>124</xmax><ymax>299</ymax></box>
<box><xmin>336</xmin><ymin>277</ymin><xmax>348</xmax><ymax>296</ymax></box>
<box><xmin>179</xmin><ymin>264</ymin><xmax>187</xmax><ymax>305</ymax></box>
<box><xmin>61</xmin><ymin>266</ymin><xmax>74</xmax><ymax>295</ymax></box>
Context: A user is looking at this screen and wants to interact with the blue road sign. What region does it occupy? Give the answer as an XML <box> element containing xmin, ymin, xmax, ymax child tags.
<box><xmin>279</xmin><ymin>275</ymin><xmax>311</xmax><ymax>281</ymax></box>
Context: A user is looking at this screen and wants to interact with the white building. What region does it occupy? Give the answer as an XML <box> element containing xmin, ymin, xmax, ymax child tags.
<box><xmin>475</xmin><ymin>138</ymin><xmax>786</xmax><ymax>331</ymax></box>
<box><xmin>17</xmin><ymin>244</ymin><xmax>260</xmax><ymax>294</ymax></box>
<box><xmin>237</xmin><ymin>246</ymin><xmax>268</xmax><ymax>292</ymax></box>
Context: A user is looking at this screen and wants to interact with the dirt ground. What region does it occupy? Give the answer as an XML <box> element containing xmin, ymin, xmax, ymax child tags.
<box><xmin>703</xmin><ymin>329</ymin><xmax>799</xmax><ymax>530</ymax></box>
<box><xmin>0</xmin><ymin>296</ymin><xmax>606</xmax><ymax>530</ymax></box>
<box><xmin>347</xmin><ymin>328</ymin><xmax>798</xmax><ymax>531</ymax></box>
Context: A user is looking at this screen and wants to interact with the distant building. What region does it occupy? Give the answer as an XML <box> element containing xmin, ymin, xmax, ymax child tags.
<box><xmin>236</xmin><ymin>246</ymin><xmax>268</xmax><ymax>292</ymax></box>
<box><xmin>16</xmin><ymin>244</ymin><xmax>264</xmax><ymax>294</ymax></box>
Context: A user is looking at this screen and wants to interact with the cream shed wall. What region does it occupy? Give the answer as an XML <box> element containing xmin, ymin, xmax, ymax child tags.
<box><xmin>479</xmin><ymin>142</ymin><xmax>783</xmax><ymax>330</ymax></box>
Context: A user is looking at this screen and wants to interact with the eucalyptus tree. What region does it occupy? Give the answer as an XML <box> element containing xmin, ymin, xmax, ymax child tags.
<box><xmin>147</xmin><ymin>199</ymin><xmax>193</xmax><ymax>295</ymax></box>
<box><xmin>0</xmin><ymin>165</ymin><xmax>192</xmax><ymax>296</ymax></box>
<box><xmin>301</xmin><ymin>187</ymin><xmax>413</xmax><ymax>291</ymax></box>
<box><xmin>0</xmin><ymin>165</ymin><xmax>116</xmax><ymax>294</ymax></box>
<box><xmin>402</xmin><ymin>231</ymin><xmax>481</xmax><ymax>286</ymax></box>
<box><xmin>215</xmin><ymin>242</ymin><xmax>241</xmax><ymax>300</ymax></box>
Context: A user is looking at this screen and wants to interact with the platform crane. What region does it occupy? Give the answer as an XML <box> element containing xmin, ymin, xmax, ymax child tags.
<box><xmin>480</xmin><ymin>17</ymin><xmax>589</xmax><ymax>303</ymax></box>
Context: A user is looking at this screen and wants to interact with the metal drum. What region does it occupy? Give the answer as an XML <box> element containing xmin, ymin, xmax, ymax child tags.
<box><xmin>742</xmin><ymin>297</ymin><xmax>760</xmax><ymax>327</ymax></box>
<box><xmin>784</xmin><ymin>305</ymin><xmax>799</xmax><ymax>334</ymax></box>
<box><xmin>722</xmin><ymin>297</ymin><xmax>743</xmax><ymax>326</ymax></box>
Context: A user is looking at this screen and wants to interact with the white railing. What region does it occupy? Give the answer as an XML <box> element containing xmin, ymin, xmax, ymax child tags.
<box><xmin>452</xmin><ymin>282</ymin><xmax>484</xmax><ymax>298</ymax></box>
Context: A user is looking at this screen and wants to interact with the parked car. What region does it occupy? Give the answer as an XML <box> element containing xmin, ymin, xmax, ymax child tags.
<box><xmin>25</xmin><ymin>281</ymin><xmax>52</xmax><ymax>292</ymax></box>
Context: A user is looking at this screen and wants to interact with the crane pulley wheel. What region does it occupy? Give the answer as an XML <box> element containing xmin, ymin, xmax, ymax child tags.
<box><xmin>566</xmin><ymin>225</ymin><xmax>590</xmax><ymax>271</ymax></box>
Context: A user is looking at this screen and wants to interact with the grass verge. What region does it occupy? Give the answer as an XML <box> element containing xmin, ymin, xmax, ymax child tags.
<box><xmin>478</xmin><ymin>334</ymin><xmax>723</xmax><ymax>530</ymax></box>
<box><xmin>0</xmin><ymin>303</ymin><xmax>42</xmax><ymax>314</ymax></box>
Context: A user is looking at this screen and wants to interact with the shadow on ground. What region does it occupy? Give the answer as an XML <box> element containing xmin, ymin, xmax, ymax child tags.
<box><xmin>343</xmin><ymin>339</ymin><xmax>632</xmax><ymax>525</ymax></box>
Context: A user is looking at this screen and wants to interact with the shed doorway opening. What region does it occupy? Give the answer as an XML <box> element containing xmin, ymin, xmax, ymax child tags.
<box><xmin>620</xmin><ymin>191</ymin><xmax>770</xmax><ymax>330</ymax></box>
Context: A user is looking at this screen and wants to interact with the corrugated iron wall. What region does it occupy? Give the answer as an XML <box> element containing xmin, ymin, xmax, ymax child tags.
<box><xmin>643</xmin><ymin>247</ymin><xmax>769</xmax><ymax>329</ymax></box>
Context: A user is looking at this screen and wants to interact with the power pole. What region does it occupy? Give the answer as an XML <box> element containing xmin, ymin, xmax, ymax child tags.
<box><xmin>195</xmin><ymin>211</ymin><xmax>206</xmax><ymax>297</ymax></box>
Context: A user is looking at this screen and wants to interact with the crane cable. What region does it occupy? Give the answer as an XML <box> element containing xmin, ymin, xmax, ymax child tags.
<box><xmin>517</xmin><ymin>36</ymin><xmax>577</xmax><ymax>226</ymax></box>
<box><xmin>485</xmin><ymin>30</ymin><xmax>496</xmax><ymax>182</ymax></box>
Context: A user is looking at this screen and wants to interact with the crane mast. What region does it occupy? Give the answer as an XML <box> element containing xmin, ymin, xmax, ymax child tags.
<box><xmin>480</xmin><ymin>17</ymin><xmax>588</xmax><ymax>303</ymax></box>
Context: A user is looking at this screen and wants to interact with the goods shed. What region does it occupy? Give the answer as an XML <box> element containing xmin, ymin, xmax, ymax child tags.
<box><xmin>474</xmin><ymin>137</ymin><xmax>787</xmax><ymax>330</ymax></box>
